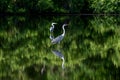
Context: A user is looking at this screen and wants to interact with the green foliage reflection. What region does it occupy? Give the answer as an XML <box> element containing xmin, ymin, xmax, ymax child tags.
<box><xmin>0</xmin><ymin>15</ymin><xmax>120</xmax><ymax>80</ymax></box>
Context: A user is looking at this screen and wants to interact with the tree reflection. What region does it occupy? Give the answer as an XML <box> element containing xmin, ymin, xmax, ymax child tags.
<box><xmin>0</xmin><ymin>15</ymin><xmax>120</xmax><ymax>80</ymax></box>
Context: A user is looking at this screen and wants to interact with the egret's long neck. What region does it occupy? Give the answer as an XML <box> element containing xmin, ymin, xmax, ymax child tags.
<box><xmin>50</xmin><ymin>34</ymin><xmax>54</xmax><ymax>40</ymax></box>
<box><xmin>62</xmin><ymin>57</ymin><xmax>65</xmax><ymax>69</ymax></box>
<box><xmin>52</xmin><ymin>24</ymin><xmax>54</xmax><ymax>28</ymax></box>
<box><xmin>62</xmin><ymin>26</ymin><xmax>65</xmax><ymax>36</ymax></box>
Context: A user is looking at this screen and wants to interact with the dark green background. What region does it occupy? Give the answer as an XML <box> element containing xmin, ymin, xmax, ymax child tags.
<box><xmin>0</xmin><ymin>0</ymin><xmax>119</xmax><ymax>14</ymax></box>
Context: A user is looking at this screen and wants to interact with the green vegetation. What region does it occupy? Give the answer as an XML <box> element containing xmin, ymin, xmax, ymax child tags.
<box><xmin>0</xmin><ymin>15</ymin><xmax>120</xmax><ymax>79</ymax></box>
<box><xmin>89</xmin><ymin>0</ymin><xmax>120</xmax><ymax>13</ymax></box>
<box><xmin>0</xmin><ymin>0</ymin><xmax>119</xmax><ymax>13</ymax></box>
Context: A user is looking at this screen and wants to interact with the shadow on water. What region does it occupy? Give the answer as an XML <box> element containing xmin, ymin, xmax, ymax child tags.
<box><xmin>0</xmin><ymin>15</ymin><xmax>120</xmax><ymax>80</ymax></box>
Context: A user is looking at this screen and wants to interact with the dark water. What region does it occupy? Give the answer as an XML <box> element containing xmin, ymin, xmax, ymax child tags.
<box><xmin>0</xmin><ymin>15</ymin><xmax>120</xmax><ymax>80</ymax></box>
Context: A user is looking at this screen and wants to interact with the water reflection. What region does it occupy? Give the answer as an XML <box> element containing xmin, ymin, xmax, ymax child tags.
<box><xmin>41</xmin><ymin>63</ymin><xmax>46</xmax><ymax>74</ymax></box>
<box><xmin>0</xmin><ymin>15</ymin><xmax>120</xmax><ymax>80</ymax></box>
<box><xmin>49</xmin><ymin>23</ymin><xmax>65</xmax><ymax>69</ymax></box>
<box><xmin>51</xmin><ymin>49</ymin><xmax>65</xmax><ymax>69</ymax></box>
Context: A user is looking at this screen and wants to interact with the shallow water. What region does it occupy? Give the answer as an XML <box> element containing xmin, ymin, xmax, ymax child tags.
<box><xmin>0</xmin><ymin>15</ymin><xmax>120</xmax><ymax>80</ymax></box>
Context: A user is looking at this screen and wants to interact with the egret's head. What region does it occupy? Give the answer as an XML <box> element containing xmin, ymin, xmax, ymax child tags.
<box><xmin>52</xmin><ymin>22</ymin><xmax>57</xmax><ymax>25</ymax></box>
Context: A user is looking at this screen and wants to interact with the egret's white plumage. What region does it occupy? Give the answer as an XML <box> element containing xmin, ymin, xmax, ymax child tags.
<box><xmin>52</xmin><ymin>50</ymin><xmax>65</xmax><ymax>69</ymax></box>
<box><xmin>51</xmin><ymin>24</ymin><xmax>68</xmax><ymax>44</ymax></box>
<box><xmin>50</xmin><ymin>22</ymin><xmax>57</xmax><ymax>32</ymax></box>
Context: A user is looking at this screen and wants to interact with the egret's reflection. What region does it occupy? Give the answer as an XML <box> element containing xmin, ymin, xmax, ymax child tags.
<box><xmin>49</xmin><ymin>23</ymin><xmax>66</xmax><ymax>69</ymax></box>
<box><xmin>41</xmin><ymin>63</ymin><xmax>45</xmax><ymax>74</ymax></box>
<box><xmin>51</xmin><ymin>49</ymin><xmax>65</xmax><ymax>69</ymax></box>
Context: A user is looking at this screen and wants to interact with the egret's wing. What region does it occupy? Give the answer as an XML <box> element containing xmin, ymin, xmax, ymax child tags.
<box><xmin>51</xmin><ymin>35</ymin><xmax>63</xmax><ymax>44</ymax></box>
<box><xmin>52</xmin><ymin>50</ymin><xmax>64</xmax><ymax>58</ymax></box>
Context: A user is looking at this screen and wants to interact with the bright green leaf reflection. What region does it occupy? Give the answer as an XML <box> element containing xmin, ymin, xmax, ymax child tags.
<box><xmin>0</xmin><ymin>15</ymin><xmax>120</xmax><ymax>80</ymax></box>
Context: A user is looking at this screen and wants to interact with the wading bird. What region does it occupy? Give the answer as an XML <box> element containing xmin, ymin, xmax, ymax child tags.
<box><xmin>52</xmin><ymin>50</ymin><xmax>65</xmax><ymax>69</ymax></box>
<box><xmin>50</xmin><ymin>22</ymin><xmax>57</xmax><ymax>40</ymax></box>
<box><xmin>49</xmin><ymin>33</ymin><xmax>54</xmax><ymax>40</ymax></box>
<box><xmin>51</xmin><ymin>24</ymin><xmax>68</xmax><ymax>44</ymax></box>
<box><xmin>50</xmin><ymin>22</ymin><xmax>57</xmax><ymax>32</ymax></box>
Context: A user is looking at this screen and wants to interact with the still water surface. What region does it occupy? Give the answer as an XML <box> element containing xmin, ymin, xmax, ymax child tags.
<box><xmin>0</xmin><ymin>15</ymin><xmax>120</xmax><ymax>80</ymax></box>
